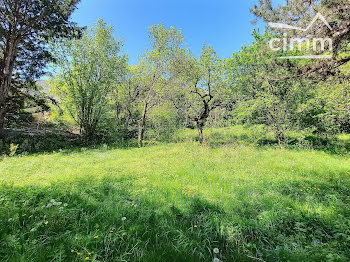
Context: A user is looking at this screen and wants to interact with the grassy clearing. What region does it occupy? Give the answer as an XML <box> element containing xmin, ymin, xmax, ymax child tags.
<box><xmin>0</xmin><ymin>128</ymin><xmax>350</xmax><ymax>261</ymax></box>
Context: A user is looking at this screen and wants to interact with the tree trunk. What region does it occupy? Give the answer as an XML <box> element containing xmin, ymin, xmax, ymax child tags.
<box><xmin>195</xmin><ymin>99</ymin><xmax>210</xmax><ymax>144</ymax></box>
<box><xmin>0</xmin><ymin>37</ymin><xmax>19</xmax><ymax>138</ymax></box>
<box><xmin>197</xmin><ymin>120</ymin><xmax>204</xmax><ymax>144</ymax></box>
<box><xmin>0</xmin><ymin>76</ymin><xmax>11</xmax><ymax>139</ymax></box>
<box><xmin>0</xmin><ymin>106</ymin><xmax>5</xmax><ymax>139</ymax></box>
<box><xmin>138</xmin><ymin>102</ymin><xmax>148</xmax><ymax>148</ymax></box>
<box><xmin>114</xmin><ymin>87</ymin><xmax>120</xmax><ymax>122</ymax></box>
<box><xmin>276</xmin><ymin>131</ymin><xmax>285</xmax><ymax>147</ymax></box>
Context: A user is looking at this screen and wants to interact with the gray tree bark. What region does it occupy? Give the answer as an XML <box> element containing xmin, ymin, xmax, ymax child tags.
<box><xmin>138</xmin><ymin>101</ymin><xmax>148</xmax><ymax>148</ymax></box>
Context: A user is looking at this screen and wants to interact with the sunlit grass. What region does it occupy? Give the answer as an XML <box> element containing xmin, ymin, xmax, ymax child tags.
<box><xmin>1</xmin><ymin>132</ymin><xmax>350</xmax><ymax>261</ymax></box>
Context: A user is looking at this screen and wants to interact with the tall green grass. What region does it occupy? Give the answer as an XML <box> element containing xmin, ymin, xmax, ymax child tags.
<box><xmin>173</xmin><ymin>126</ymin><xmax>350</xmax><ymax>154</ymax></box>
<box><xmin>0</xmin><ymin>129</ymin><xmax>350</xmax><ymax>261</ymax></box>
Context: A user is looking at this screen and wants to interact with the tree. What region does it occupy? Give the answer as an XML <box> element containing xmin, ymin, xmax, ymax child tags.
<box><xmin>121</xmin><ymin>24</ymin><xmax>183</xmax><ymax>148</ymax></box>
<box><xmin>171</xmin><ymin>44</ymin><xmax>228</xmax><ymax>144</ymax></box>
<box><xmin>250</xmin><ymin>1</ymin><xmax>350</xmax><ymax>139</ymax></box>
<box><xmin>302</xmin><ymin>69</ymin><xmax>350</xmax><ymax>134</ymax></box>
<box><xmin>5</xmin><ymin>80</ymin><xmax>61</xmax><ymax>128</ymax></box>
<box><xmin>51</xmin><ymin>19</ymin><xmax>127</xmax><ymax>139</ymax></box>
<box><xmin>251</xmin><ymin>0</ymin><xmax>350</xmax><ymax>77</ymax></box>
<box><xmin>226</xmin><ymin>31</ymin><xmax>313</xmax><ymax>145</ymax></box>
<box><xmin>133</xmin><ymin>59</ymin><xmax>162</xmax><ymax>148</ymax></box>
<box><xmin>0</xmin><ymin>0</ymin><xmax>80</xmax><ymax>137</ymax></box>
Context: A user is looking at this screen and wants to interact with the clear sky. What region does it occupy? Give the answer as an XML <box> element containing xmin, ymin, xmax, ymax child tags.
<box><xmin>71</xmin><ymin>0</ymin><xmax>274</xmax><ymax>64</ymax></box>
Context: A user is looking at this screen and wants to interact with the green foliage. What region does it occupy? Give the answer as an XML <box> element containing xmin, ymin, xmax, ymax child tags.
<box><xmin>146</xmin><ymin>103</ymin><xmax>181</xmax><ymax>143</ymax></box>
<box><xmin>1</xmin><ymin>2</ymin><xmax>350</xmax><ymax>261</ymax></box>
<box><xmin>8</xmin><ymin>143</ymin><xmax>18</xmax><ymax>157</ymax></box>
<box><xmin>116</xmin><ymin>24</ymin><xmax>184</xmax><ymax>147</ymax></box>
<box><xmin>0</xmin><ymin>0</ymin><xmax>81</xmax><ymax>137</ymax></box>
<box><xmin>226</xmin><ymin>30</ymin><xmax>317</xmax><ymax>144</ymax></box>
<box><xmin>51</xmin><ymin>19</ymin><xmax>127</xmax><ymax>139</ymax></box>
<box><xmin>169</xmin><ymin>43</ymin><xmax>230</xmax><ymax>143</ymax></box>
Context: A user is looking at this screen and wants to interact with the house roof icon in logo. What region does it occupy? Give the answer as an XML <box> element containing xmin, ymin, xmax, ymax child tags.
<box><xmin>268</xmin><ymin>13</ymin><xmax>332</xmax><ymax>32</ymax></box>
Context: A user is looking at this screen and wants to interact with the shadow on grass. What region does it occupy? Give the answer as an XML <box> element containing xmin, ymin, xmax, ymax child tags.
<box><xmin>298</xmin><ymin>135</ymin><xmax>350</xmax><ymax>155</ymax></box>
<box><xmin>206</xmin><ymin>132</ymin><xmax>350</xmax><ymax>155</ymax></box>
<box><xmin>2</xmin><ymin>126</ymin><xmax>350</xmax><ymax>157</ymax></box>
<box><xmin>0</xmin><ymin>130</ymin><xmax>139</xmax><ymax>156</ymax></box>
<box><xmin>0</xmin><ymin>177</ymin><xmax>240</xmax><ymax>262</ymax></box>
<box><xmin>1</xmin><ymin>175</ymin><xmax>350</xmax><ymax>261</ymax></box>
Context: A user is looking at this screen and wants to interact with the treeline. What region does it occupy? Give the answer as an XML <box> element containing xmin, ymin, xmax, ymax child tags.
<box><xmin>1</xmin><ymin>0</ymin><xmax>349</xmax><ymax>148</ymax></box>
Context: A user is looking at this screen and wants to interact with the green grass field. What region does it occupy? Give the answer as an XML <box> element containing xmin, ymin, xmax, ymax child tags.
<box><xmin>1</xmin><ymin>128</ymin><xmax>350</xmax><ymax>261</ymax></box>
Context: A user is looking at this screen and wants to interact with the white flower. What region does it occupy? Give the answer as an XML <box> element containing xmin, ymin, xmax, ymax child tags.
<box><xmin>213</xmin><ymin>248</ymin><xmax>220</xmax><ymax>254</ymax></box>
<box><xmin>122</xmin><ymin>217</ymin><xmax>127</xmax><ymax>221</ymax></box>
<box><xmin>213</xmin><ymin>258</ymin><xmax>220</xmax><ymax>262</ymax></box>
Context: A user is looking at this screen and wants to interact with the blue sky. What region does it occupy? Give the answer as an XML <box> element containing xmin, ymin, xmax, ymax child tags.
<box><xmin>71</xmin><ymin>0</ymin><xmax>275</xmax><ymax>64</ymax></box>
